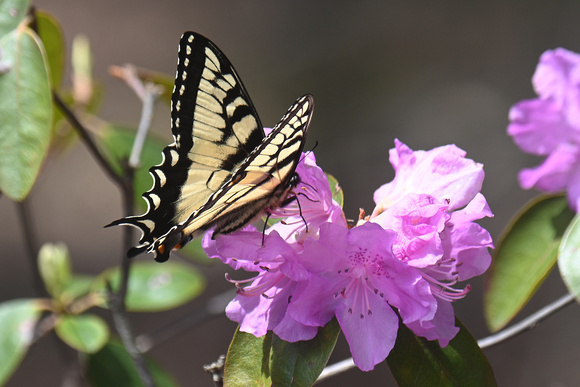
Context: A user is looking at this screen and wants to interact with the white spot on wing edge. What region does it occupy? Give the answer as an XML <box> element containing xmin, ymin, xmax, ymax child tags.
<box><xmin>152</xmin><ymin>169</ymin><xmax>167</xmax><ymax>187</ymax></box>
<box><xmin>139</xmin><ymin>219</ymin><xmax>156</xmax><ymax>232</ymax></box>
<box><xmin>149</xmin><ymin>193</ymin><xmax>161</xmax><ymax>209</ymax></box>
<box><xmin>170</xmin><ymin>149</ymin><xmax>179</xmax><ymax>166</ymax></box>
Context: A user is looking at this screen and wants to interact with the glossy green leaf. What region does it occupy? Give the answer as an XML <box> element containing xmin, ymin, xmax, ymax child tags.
<box><xmin>0</xmin><ymin>26</ymin><xmax>52</xmax><ymax>201</ymax></box>
<box><xmin>36</xmin><ymin>10</ymin><xmax>64</xmax><ymax>88</ymax></box>
<box><xmin>93</xmin><ymin>261</ymin><xmax>205</xmax><ymax>312</ymax></box>
<box><xmin>484</xmin><ymin>194</ymin><xmax>574</xmax><ymax>332</ymax></box>
<box><xmin>0</xmin><ymin>0</ymin><xmax>29</xmax><ymax>37</ymax></box>
<box><xmin>38</xmin><ymin>242</ymin><xmax>71</xmax><ymax>299</ymax></box>
<box><xmin>387</xmin><ymin>319</ymin><xmax>496</xmax><ymax>387</ymax></box>
<box><xmin>224</xmin><ymin>319</ymin><xmax>340</xmax><ymax>387</ymax></box>
<box><xmin>97</xmin><ymin>124</ymin><xmax>212</xmax><ymax>264</ymax></box>
<box><xmin>0</xmin><ymin>299</ymin><xmax>42</xmax><ymax>386</ymax></box>
<box><xmin>86</xmin><ymin>340</ymin><xmax>178</xmax><ymax>387</ymax></box>
<box><xmin>55</xmin><ymin>314</ymin><xmax>109</xmax><ymax>354</ymax></box>
<box><xmin>326</xmin><ymin>173</ymin><xmax>344</xmax><ymax>209</ymax></box>
<box><xmin>558</xmin><ymin>212</ymin><xmax>580</xmax><ymax>300</ymax></box>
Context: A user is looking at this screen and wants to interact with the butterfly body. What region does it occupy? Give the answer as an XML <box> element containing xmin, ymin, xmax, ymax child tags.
<box><xmin>106</xmin><ymin>32</ymin><xmax>314</xmax><ymax>262</ymax></box>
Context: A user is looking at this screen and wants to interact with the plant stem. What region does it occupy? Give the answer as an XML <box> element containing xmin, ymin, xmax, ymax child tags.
<box><xmin>52</xmin><ymin>92</ymin><xmax>124</xmax><ymax>188</ymax></box>
<box><xmin>107</xmin><ymin>286</ymin><xmax>156</xmax><ymax>387</ymax></box>
<box><xmin>16</xmin><ymin>199</ymin><xmax>45</xmax><ymax>297</ymax></box>
<box><xmin>477</xmin><ymin>292</ymin><xmax>576</xmax><ymax>349</ymax></box>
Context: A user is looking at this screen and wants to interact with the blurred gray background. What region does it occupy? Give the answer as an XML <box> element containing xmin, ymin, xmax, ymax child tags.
<box><xmin>2</xmin><ymin>1</ymin><xmax>580</xmax><ymax>386</ymax></box>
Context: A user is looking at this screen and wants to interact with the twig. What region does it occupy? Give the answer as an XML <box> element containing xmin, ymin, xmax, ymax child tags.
<box><xmin>52</xmin><ymin>92</ymin><xmax>124</xmax><ymax>188</ymax></box>
<box><xmin>109</xmin><ymin>64</ymin><xmax>163</xmax><ymax>168</ymax></box>
<box><xmin>315</xmin><ymin>293</ymin><xmax>578</xmax><ymax>383</ymax></box>
<box><xmin>316</xmin><ymin>358</ymin><xmax>355</xmax><ymax>383</ymax></box>
<box><xmin>129</xmin><ymin>83</ymin><xmax>161</xmax><ymax>168</ymax></box>
<box><xmin>477</xmin><ymin>292</ymin><xmax>576</xmax><ymax>349</ymax></box>
<box><xmin>16</xmin><ymin>199</ymin><xmax>45</xmax><ymax>296</ymax></box>
<box><xmin>107</xmin><ymin>285</ymin><xmax>156</xmax><ymax>387</ymax></box>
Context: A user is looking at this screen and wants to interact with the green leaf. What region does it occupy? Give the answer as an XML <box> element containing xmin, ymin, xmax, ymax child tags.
<box><xmin>0</xmin><ymin>299</ymin><xmax>42</xmax><ymax>386</ymax></box>
<box><xmin>326</xmin><ymin>173</ymin><xmax>344</xmax><ymax>209</ymax></box>
<box><xmin>224</xmin><ymin>320</ymin><xmax>340</xmax><ymax>387</ymax></box>
<box><xmin>0</xmin><ymin>0</ymin><xmax>29</xmax><ymax>37</ymax></box>
<box><xmin>0</xmin><ymin>26</ymin><xmax>52</xmax><ymax>201</ymax></box>
<box><xmin>86</xmin><ymin>340</ymin><xmax>178</xmax><ymax>387</ymax></box>
<box><xmin>558</xmin><ymin>212</ymin><xmax>580</xmax><ymax>300</ymax></box>
<box><xmin>61</xmin><ymin>274</ymin><xmax>95</xmax><ymax>303</ymax></box>
<box><xmin>38</xmin><ymin>242</ymin><xmax>72</xmax><ymax>299</ymax></box>
<box><xmin>93</xmin><ymin>261</ymin><xmax>205</xmax><ymax>312</ymax></box>
<box><xmin>484</xmin><ymin>194</ymin><xmax>574</xmax><ymax>332</ymax></box>
<box><xmin>387</xmin><ymin>318</ymin><xmax>496</xmax><ymax>387</ymax></box>
<box><xmin>36</xmin><ymin>10</ymin><xmax>64</xmax><ymax>88</ymax></box>
<box><xmin>55</xmin><ymin>314</ymin><xmax>109</xmax><ymax>354</ymax></box>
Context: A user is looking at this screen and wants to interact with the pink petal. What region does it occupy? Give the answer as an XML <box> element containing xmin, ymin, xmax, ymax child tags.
<box><xmin>337</xmin><ymin>297</ymin><xmax>400</xmax><ymax>372</ymax></box>
<box><xmin>518</xmin><ymin>142</ymin><xmax>578</xmax><ymax>191</ymax></box>
<box><xmin>508</xmin><ymin>99</ymin><xmax>575</xmax><ymax>155</ymax></box>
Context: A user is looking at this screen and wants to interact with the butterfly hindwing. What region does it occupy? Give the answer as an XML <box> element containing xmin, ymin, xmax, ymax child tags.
<box><xmin>106</xmin><ymin>32</ymin><xmax>314</xmax><ymax>262</ymax></box>
<box><xmin>179</xmin><ymin>94</ymin><xmax>313</xmax><ymax>237</ymax></box>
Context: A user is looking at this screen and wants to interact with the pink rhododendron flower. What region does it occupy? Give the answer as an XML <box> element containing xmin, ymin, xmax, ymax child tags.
<box><xmin>203</xmin><ymin>151</ymin><xmax>345</xmax><ymax>342</ymax></box>
<box><xmin>508</xmin><ymin>48</ymin><xmax>580</xmax><ymax>211</ymax></box>
<box><xmin>370</xmin><ymin>140</ymin><xmax>493</xmax><ymax>345</ymax></box>
<box><xmin>203</xmin><ymin>138</ymin><xmax>493</xmax><ymax>373</ymax></box>
<box><xmin>372</xmin><ymin>139</ymin><xmax>485</xmax><ymax>214</ymax></box>
<box><xmin>290</xmin><ymin>222</ymin><xmax>436</xmax><ymax>371</ymax></box>
<box><xmin>267</xmin><ymin>152</ymin><xmax>345</xmax><ymax>244</ymax></box>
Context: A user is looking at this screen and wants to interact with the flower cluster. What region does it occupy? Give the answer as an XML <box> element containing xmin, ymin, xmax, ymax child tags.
<box><xmin>203</xmin><ymin>140</ymin><xmax>493</xmax><ymax>371</ymax></box>
<box><xmin>508</xmin><ymin>48</ymin><xmax>580</xmax><ymax>211</ymax></box>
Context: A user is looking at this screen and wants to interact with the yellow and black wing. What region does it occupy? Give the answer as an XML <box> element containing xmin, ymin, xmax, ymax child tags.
<box><xmin>107</xmin><ymin>32</ymin><xmax>314</xmax><ymax>262</ymax></box>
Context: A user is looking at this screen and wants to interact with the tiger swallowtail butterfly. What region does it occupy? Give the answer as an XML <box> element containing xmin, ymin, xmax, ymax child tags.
<box><xmin>106</xmin><ymin>32</ymin><xmax>314</xmax><ymax>262</ymax></box>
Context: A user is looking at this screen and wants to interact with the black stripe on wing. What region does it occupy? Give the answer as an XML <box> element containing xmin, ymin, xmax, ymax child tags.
<box><xmin>106</xmin><ymin>32</ymin><xmax>267</xmax><ymax>258</ymax></box>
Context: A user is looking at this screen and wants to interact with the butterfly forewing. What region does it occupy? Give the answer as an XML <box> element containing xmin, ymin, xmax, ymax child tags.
<box><xmin>106</xmin><ymin>32</ymin><xmax>314</xmax><ymax>262</ymax></box>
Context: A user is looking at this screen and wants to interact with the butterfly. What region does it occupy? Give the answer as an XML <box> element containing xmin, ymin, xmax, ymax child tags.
<box><xmin>106</xmin><ymin>31</ymin><xmax>314</xmax><ymax>262</ymax></box>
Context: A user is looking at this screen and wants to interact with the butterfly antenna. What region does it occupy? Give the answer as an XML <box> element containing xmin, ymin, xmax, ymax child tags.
<box><xmin>297</xmin><ymin>141</ymin><xmax>319</xmax><ymax>165</ymax></box>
